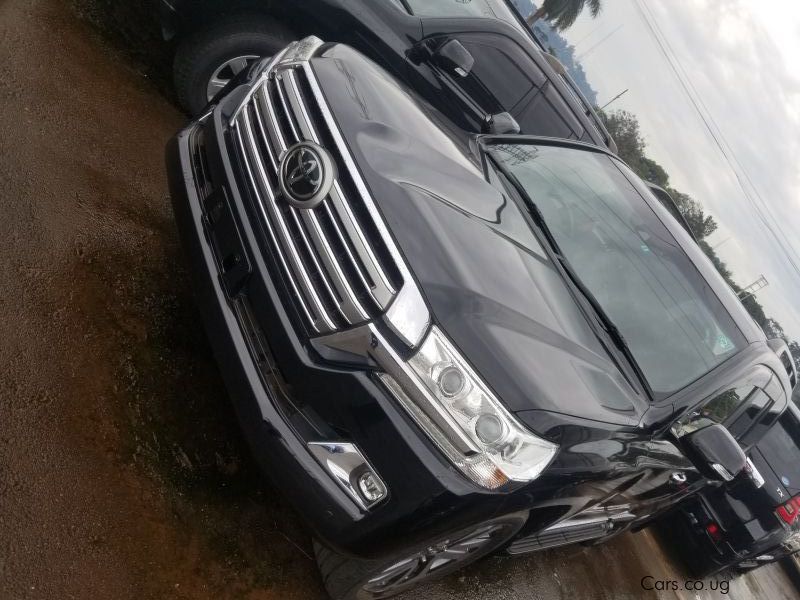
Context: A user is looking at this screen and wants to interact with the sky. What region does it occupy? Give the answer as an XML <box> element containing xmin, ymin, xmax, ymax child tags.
<box><xmin>559</xmin><ymin>0</ymin><xmax>800</xmax><ymax>340</ymax></box>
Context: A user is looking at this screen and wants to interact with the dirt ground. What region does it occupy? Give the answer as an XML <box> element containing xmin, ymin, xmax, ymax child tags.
<box><xmin>0</xmin><ymin>1</ymin><xmax>797</xmax><ymax>599</ymax></box>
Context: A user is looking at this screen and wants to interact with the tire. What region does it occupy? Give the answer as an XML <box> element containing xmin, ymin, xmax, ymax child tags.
<box><xmin>315</xmin><ymin>512</ymin><xmax>528</xmax><ymax>600</ymax></box>
<box><xmin>173</xmin><ymin>15</ymin><xmax>295</xmax><ymax>116</ymax></box>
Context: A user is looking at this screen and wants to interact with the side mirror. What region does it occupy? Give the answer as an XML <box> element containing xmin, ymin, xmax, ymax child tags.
<box><xmin>432</xmin><ymin>39</ymin><xmax>475</xmax><ymax>77</ymax></box>
<box><xmin>682</xmin><ymin>424</ymin><xmax>746</xmax><ymax>482</ymax></box>
<box><xmin>482</xmin><ymin>112</ymin><xmax>521</xmax><ymax>135</ymax></box>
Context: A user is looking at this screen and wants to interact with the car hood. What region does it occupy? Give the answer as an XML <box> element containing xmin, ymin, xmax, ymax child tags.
<box><xmin>312</xmin><ymin>45</ymin><xmax>649</xmax><ymax>430</ymax></box>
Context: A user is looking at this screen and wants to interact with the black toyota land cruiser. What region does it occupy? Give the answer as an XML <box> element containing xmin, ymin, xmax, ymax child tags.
<box><xmin>166</xmin><ymin>38</ymin><xmax>794</xmax><ymax>598</ymax></box>
<box><xmin>158</xmin><ymin>0</ymin><xmax>616</xmax><ymax>150</ymax></box>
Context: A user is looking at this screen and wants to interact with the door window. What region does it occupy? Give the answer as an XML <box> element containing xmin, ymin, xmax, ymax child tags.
<box><xmin>457</xmin><ymin>40</ymin><xmax>543</xmax><ymax>111</ymax></box>
<box><xmin>427</xmin><ymin>33</ymin><xmax>586</xmax><ymax>139</ymax></box>
<box><xmin>673</xmin><ymin>385</ymin><xmax>755</xmax><ymax>438</ymax></box>
<box><xmin>671</xmin><ymin>366</ymin><xmax>783</xmax><ymax>445</ymax></box>
<box><xmin>401</xmin><ymin>0</ymin><xmax>517</xmax><ymax>23</ymax></box>
<box><xmin>755</xmin><ymin>411</ymin><xmax>800</xmax><ymax>490</ymax></box>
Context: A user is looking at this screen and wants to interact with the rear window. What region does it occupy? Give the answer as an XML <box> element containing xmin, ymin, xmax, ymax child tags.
<box><xmin>756</xmin><ymin>412</ymin><xmax>800</xmax><ymax>490</ymax></box>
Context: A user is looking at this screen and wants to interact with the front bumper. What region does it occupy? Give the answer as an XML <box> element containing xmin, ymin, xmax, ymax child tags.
<box><xmin>164</xmin><ymin>63</ymin><xmax>525</xmax><ymax>557</ymax></box>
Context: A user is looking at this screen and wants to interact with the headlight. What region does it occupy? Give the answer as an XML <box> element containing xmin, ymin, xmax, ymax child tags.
<box><xmin>380</xmin><ymin>326</ymin><xmax>557</xmax><ymax>490</ymax></box>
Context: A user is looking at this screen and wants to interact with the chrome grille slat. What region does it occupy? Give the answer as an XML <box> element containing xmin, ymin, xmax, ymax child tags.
<box><xmin>298</xmin><ymin>59</ymin><xmax>430</xmax><ymax>348</ymax></box>
<box><xmin>234</xmin><ymin>125</ymin><xmax>321</xmax><ymax>330</ymax></box>
<box><xmin>230</xmin><ymin>41</ymin><xmax>418</xmax><ymax>338</ymax></box>
<box><xmin>281</xmin><ymin>70</ymin><xmax>396</xmax><ymax>308</ymax></box>
<box><xmin>273</xmin><ymin>74</ymin><xmax>301</xmax><ymax>142</ymax></box>
<box><xmin>251</xmin><ymin>100</ymin><xmax>278</xmax><ymax>172</ymax></box>
<box><xmin>238</xmin><ymin>110</ymin><xmax>337</xmax><ymax>332</ymax></box>
<box><xmin>251</xmin><ymin>89</ymin><xmax>347</xmax><ymax>322</ymax></box>
<box><xmin>263</xmin><ymin>77</ymin><xmax>370</xmax><ymax>324</ymax></box>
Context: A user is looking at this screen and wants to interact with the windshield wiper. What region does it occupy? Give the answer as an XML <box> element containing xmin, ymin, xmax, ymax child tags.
<box><xmin>557</xmin><ymin>255</ymin><xmax>650</xmax><ymax>396</ymax></box>
<box><xmin>488</xmin><ymin>154</ymin><xmax>650</xmax><ymax>396</ymax></box>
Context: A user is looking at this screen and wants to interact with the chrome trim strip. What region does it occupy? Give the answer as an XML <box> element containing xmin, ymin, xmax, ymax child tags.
<box><xmin>237</xmin><ymin>111</ymin><xmax>336</xmax><ymax>332</ymax></box>
<box><xmin>544</xmin><ymin>512</ymin><xmax>635</xmax><ymax>532</ymax></box>
<box><xmin>745</xmin><ymin>457</ymin><xmax>765</xmax><ymax>489</ymax></box>
<box><xmin>262</xmin><ymin>76</ymin><xmax>370</xmax><ymax>324</ymax></box>
<box><xmin>506</xmin><ymin>510</ymin><xmax>635</xmax><ymax>555</ymax></box>
<box><xmin>281</xmin><ymin>69</ymin><xmax>396</xmax><ymax>309</ymax></box>
<box><xmin>300</xmin><ymin>61</ymin><xmax>431</xmax><ymax>347</ymax></box>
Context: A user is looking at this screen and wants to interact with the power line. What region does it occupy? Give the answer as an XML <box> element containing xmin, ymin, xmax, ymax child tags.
<box><xmin>634</xmin><ymin>0</ymin><xmax>800</xmax><ymax>277</ymax></box>
<box><xmin>575</xmin><ymin>24</ymin><xmax>624</xmax><ymax>61</ymax></box>
<box><xmin>635</xmin><ymin>1</ymin><xmax>800</xmax><ymax>270</ymax></box>
<box><xmin>573</xmin><ymin>22</ymin><xmax>606</xmax><ymax>49</ymax></box>
<box><xmin>632</xmin><ymin>0</ymin><xmax>800</xmax><ymax>285</ymax></box>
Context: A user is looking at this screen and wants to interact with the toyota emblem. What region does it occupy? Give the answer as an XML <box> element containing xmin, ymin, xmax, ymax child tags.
<box><xmin>279</xmin><ymin>141</ymin><xmax>335</xmax><ymax>209</ymax></box>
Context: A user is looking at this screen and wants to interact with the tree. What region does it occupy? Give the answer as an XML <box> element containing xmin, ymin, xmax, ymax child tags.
<box><xmin>788</xmin><ymin>341</ymin><xmax>800</xmax><ymax>373</ymax></box>
<box><xmin>763</xmin><ymin>318</ymin><xmax>786</xmax><ymax>340</ymax></box>
<box><xmin>597</xmin><ymin>110</ymin><xmax>646</xmax><ymax>167</ymax></box>
<box><xmin>597</xmin><ymin>109</ymin><xmax>720</xmax><ymax>241</ymax></box>
<box><xmin>668</xmin><ymin>189</ymin><xmax>718</xmax><ymax>240</ymax></box>
<box><xmin>527</xmin><ymin>0</ymin><xmax>602</xmax><ymax>31</ymax></box>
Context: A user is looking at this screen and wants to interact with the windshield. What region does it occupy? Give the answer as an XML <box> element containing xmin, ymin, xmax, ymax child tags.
<box><xmin>489</xmin><ymin>143</ymin><xmax>746</xmax><ymax>397</ymax></box>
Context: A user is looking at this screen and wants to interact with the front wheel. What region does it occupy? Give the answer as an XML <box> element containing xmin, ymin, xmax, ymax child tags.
<box><xmin>173</xmin><ymin>15</ymin><xmax>295</xmax><ymax>116</ymax></box>
<box><xmin>315</xmin><ymin>512</ymin><xmax>528</xmax><ymax>600</ymax></box>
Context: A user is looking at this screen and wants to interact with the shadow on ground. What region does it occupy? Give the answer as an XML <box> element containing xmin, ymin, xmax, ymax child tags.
<box><xmin>66</xmin><ymin>1</ymin><xmax>324</xmax><ymax>591</ymax></box>
<box><xmin>70</xmin><ymin>0</ymin><xmax>177</xmax><ymax>103</ymax></box>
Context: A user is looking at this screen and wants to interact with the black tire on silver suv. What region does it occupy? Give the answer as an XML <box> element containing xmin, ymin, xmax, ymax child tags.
<box><xmin>314</xmin><ymin>512</ymin><xmax>528</xmax><ymax>600</ymax></box>
<box><xmin>173</xmin><ymin>14</ymin><xmax>294</xmax><ymax>116</ymax></box>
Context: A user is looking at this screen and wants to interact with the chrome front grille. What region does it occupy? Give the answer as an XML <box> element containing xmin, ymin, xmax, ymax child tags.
<box><xmin>230</xmin><ymin>47</ymin><xmax>400</xmax><ymax>334</ymax></box>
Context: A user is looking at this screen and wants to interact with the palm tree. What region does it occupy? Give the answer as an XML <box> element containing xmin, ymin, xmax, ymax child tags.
<box><xmin>526</xmin><ymin>0</ymin><xmax>603</xmax><ymax>31</ymax></box>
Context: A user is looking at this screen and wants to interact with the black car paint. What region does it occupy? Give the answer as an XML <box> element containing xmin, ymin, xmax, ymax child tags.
<box><xmin>166</xmin><ymin>41</ymin><xmax>794</xmax><ymax>560</ymax></box>
<box><xmin>673</xmin><ymin>401</ymin><xmax>800</xmax><ymax>572</ymax></box>
<box><xmin>158</xmin><ymin>0</ymin><xmax>615</xmax><ymax>150</ymax></box>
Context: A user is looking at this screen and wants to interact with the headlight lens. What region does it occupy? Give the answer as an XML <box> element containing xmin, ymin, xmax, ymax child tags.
<box><xmin>381</xmin><ymin>326</ymin><xmax>557</xmax><ymax>489</ymax></box>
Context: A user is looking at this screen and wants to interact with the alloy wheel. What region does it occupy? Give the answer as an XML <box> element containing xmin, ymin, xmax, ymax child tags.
<box><xmin>362</xmin><ymin>523</ymin><xmax>510</xmax><ymax>597</ymax></box>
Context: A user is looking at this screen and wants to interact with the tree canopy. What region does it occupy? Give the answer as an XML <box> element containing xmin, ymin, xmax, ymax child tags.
<box><xmin>527</xmin><ymin>0</ymin><xmax>603</xmax><ymax>31</ymax></box>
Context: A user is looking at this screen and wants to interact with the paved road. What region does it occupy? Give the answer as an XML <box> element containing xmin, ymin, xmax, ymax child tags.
<box><xmin>0</xmin><ymin>1</ymin><xmax>797</xmax><ymax>599</ymax></box>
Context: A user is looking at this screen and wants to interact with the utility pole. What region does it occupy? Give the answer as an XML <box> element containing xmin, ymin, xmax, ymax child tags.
<box><xmin>738</xmin><ymin>275</ymin><xmax>768</xmax><ymax>302</ymax></box>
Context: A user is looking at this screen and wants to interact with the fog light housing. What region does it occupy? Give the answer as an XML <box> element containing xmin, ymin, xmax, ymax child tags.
<box><xmin>358</xmin><ymin>471</ymin><xmax>386</xmax><ymax>503</ymax></box>
<box><xmin>308</xmin><ymin>442</ymin><xmax>388</xmax><ymax>510</ymax></box>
